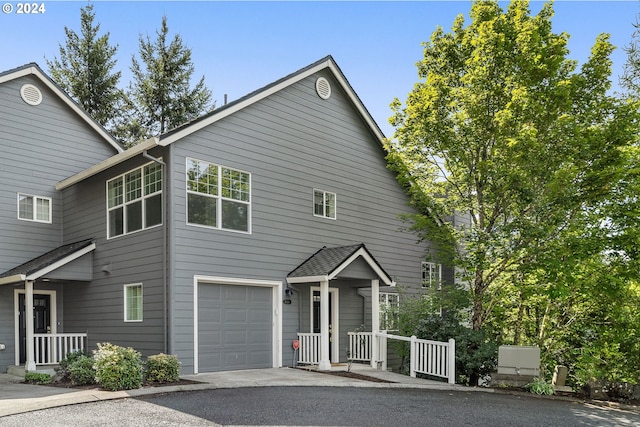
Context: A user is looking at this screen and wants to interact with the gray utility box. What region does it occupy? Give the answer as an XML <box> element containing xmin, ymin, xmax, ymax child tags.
<box><xmin>497</xmin><ymin>345</ymin><xmax>540</xmax><ymax>376</ymax></box>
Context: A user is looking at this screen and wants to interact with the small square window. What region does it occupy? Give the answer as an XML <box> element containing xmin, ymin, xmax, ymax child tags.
<box><xmin>17</xmin><ymin>193</ymin><xmax>51</xmax><ymax>223</ymax></box>
<box><xmin>313</xmin><ymin>189</ymin><xmax>336</xmax><ymax>219</ymax></box>
<box><xmin>124</xmin><ymin>284</ymin><xmax>143</xmax><ymax>322</ymax></box>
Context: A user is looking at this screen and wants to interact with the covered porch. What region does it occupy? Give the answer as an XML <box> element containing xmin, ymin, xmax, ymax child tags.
<box><xmin>287</xmin><ymin>244</ymin><xmax>394</xmax><ymax>371</ymax></box>
<box><xmin>0</xmin><ymin>240</ymin><xmax>94</xmax><ymax>372</ymax></box>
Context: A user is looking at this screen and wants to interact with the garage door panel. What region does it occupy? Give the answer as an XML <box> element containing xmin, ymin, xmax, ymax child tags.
<box><xmin>198</xmin><ymin>283</ymin><xmax>273</xmax><ymax>372</ymax></box>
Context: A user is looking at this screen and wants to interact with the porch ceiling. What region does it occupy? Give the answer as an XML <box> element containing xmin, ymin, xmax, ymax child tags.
<box><xmin>0</xmin><ymin>239</ymin><xmax>95</xmax><ymax>285</ymax></box>
<box><xmin>287</xmin><ymin>243</ymin><xmax>394</xmax><ymax>286</ymax></box>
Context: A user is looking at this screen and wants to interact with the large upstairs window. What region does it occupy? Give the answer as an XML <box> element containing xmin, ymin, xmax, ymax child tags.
<box><xmin>186</xmin><ymin>158</ymin><xmax>251</xmax><ymax>233</ymax></box>
<box><xmin>107</xmin><ymin>162</ymin><xmax>162</xmax><ymax>238</ymax></box>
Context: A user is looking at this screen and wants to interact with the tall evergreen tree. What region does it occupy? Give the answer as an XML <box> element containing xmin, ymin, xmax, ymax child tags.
<box><xmin>46</xmin><ymin>4</ymin><xmax>124</xmax><ymax>130</ymax></box>
<box><xmin>128</xmin><ymin>16</ymin><xmax>213</xmax><ymax>140</ymax></box>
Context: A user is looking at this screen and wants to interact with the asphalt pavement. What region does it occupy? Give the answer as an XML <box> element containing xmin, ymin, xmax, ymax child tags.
<box><xmin>0</xmin><ymin>364</ymin><xmax>461</xmax><ymax>417</ymax></box>
<box><xmin>1</xmin><ymin>364</ymin><xmax>639</xmax><ymax>426</ymax></box>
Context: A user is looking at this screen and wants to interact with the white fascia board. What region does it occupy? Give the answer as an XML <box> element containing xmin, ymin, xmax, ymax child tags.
<box><xmin>56</xmin><ymin>138</ymin><xmax>159</xmax><ymax>190</ymax></box>
<box><xmin>26</xmin><ymin>242</ymin><xmax>96</xmax><ymax>281</ymax></box>
<box><xmin>1</xmin><ymin>66</ymin><xmax>123</xmax><ymax>153</ymax></box>
<box><xmin>0</xmin><ymin>274</ymin><xmax>26</xmax><ymax>286</ymax></box>
<box><xmin>286</xmin><ymin>275</ymin><xmax>330</xmax><ymax>285</ymax></box>
<box><xmin>328</xmin><ymin>248</ymin><xmax>394</xmax><ymax>286</ymax></box>
<box><xmin>160</xmin><ymin>58</ymin><xmax>385</xmax><ymax>146</ymax></box>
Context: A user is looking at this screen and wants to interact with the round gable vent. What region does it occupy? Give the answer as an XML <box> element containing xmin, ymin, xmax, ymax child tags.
<box><xmin>315</xmin><ymin>77</ymin><xmax>331</xmax><ymax>100</ymax></box>
<box><xmin>20</xmin><ymin>84</ymin><xmax>43</xmax><ymax>106</ymax></box>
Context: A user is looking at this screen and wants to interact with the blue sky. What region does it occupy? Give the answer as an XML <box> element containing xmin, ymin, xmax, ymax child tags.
<box><xmin>1</xmin><ymin>1</ymin><xmax>638</xmax><ymax>137</ymax></box>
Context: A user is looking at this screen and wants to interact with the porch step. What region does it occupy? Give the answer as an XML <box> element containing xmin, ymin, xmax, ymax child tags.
<box><xmin>7</xmin><ymin>365</ymin><xmax>58</xmax><ymax>378</ymax></box>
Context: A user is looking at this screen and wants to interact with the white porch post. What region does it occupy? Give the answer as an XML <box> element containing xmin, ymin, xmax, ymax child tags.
<box><xmin>371</xmin><ymin>279</ymin><xmax>379</xmax><ymax>369</ymax></box>
<box><xmin>318</xmin><ymin>279</ymin><xmax>331</xmax><ymax>371</ymax></box>
<box><xmin>25</xmin><ymin>280</ymin><xmax>36</xmax><ymax>372</ymax></box>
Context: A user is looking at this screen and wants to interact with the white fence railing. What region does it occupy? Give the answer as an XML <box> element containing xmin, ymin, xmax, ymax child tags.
<box><xmin>296</xmin><ymin>333</ymin><xmax>320</xmax><ymax>364</ymax></box>
<box><xmin>349</xmin><ymin>332</ymin><xmax>456</xmax><ymax>384</ymax></box>
<box><xmin>347</xmin><ymin>332</ymin><xmax>372</xmax><ymax>361</ymax></box>
<box><xmin>33</xmin><ymin>333</ymin><xmax>88</xmax><ymax>365</ymax></box>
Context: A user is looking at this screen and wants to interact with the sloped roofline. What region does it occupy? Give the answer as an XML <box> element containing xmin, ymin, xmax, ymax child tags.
<box><xmin>0</xmin><ymin>63</ymin><xmax>124</xmax><ymax>153</ymax></box>
<box><xmin>287</xmin><ymin>243</ymin><xmax>395</xmax><ymax>286</ymax></box>
<box><xmin>0</xmin><ymin>239</ymin><xmax>96</xmax><ymax>285</ymax></box>
<box><xmin>55</xmin><ymin>56</ymin><xmax>386</xmax><ymax>189</ymax></box>
<box><xmin>159</xmin><ymin>55</ymin><xmax>385</xmax><ymax>146</ymax></box>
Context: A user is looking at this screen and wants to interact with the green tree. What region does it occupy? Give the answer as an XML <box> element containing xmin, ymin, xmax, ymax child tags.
<box><xmin>387</xmin><ymin>0</ymin><xmax>639</xmax><ymax>336</ymax></box>
<box><xmin>46</xmin><ymin>4</ymin><xmax>124</xmax><ymax>131</ymax></box>
<box><xmin>127</xmin><ymin>15</ymin><xmax>213</xmax><ymax>142</ymax></box>
<box><xmin>621</xmin><ymin>15</ymin><xmax>640</xmax><ymax>97</ymax></box>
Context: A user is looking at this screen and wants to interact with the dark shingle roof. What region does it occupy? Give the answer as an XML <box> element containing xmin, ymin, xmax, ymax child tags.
<box><xmin>0</xmin><ymin>239</ymin><xmax>94</xmax><ymax>279</ymax></box>
<box><xmin>287</xmin><ymin>243</ymin><xmax>393</xmax><ymax>286</ymax></box>
<box><xmin>288</xmin><ymin>244</ymin><xmax>364</xmax><ymax>278</ymax></box>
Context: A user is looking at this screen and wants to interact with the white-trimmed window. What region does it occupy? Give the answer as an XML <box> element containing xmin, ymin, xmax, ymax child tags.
<box><xmin>18</xmin><ymin>193</ymin><xmax>51</xmax><ymax>223</ymax></box>
<box><xmin>421</xmin><ymin>262</ymin><xmax>442</xmax><ymax>289</ymax></box>
<box><xmin>313</xmin><ymin>189</ymin><xmax>336</xmax><ymax>219</ymax></box>
<box><xmin>186</xmin><ymin>158</ymin><xmax>251</xmax><ymax>233</ymax></box>
<box><xmin>124</xmin><ymin>283</ymin><xmax>143</xmax><ymax>322</ymax></box>
<box><xmin>422</xmin><ymin>261</ymin><xmax>442</xmax><ymax>316</ymax></box>
<box><xmin>107</xmin><ymin>162</ymin><xmax>162</xmax><ymax>238</ymax></box>
<box><xmin>379</xmin><ymin>292</ymin><xmax>399</xmax><ymax>330</ymax></box>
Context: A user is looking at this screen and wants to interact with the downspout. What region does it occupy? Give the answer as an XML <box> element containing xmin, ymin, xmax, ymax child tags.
<box><xmin>143</xmin><ymin>150</ymin><xmax>168</xmax><ymax>354</ymax></box>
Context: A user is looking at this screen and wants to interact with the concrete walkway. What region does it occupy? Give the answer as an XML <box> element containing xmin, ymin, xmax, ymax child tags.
<box><xmin>0</xmin><ymin>364</ymin><xmax>470</xmax><ymax>417</ymax></box>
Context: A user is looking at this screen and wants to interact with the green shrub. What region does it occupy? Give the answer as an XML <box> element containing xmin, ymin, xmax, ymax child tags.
<box><xmin>93</xmin><ymin>342</ymin><xmax>143</xmax><ymax>391</ymax></box>
<box><xmin>25</xmin><ymin>372</ymin><xmax>52</xmax><ymax>385</ymax></box>
<box><xmin>57</xmin><ymin>350</ymin><xmax>92</xmax><ymax>382</ymax></box>
<box><xmin>144</xmin><ymin>353</ymin><xmax>181</xmax><ymax>383</ymax></box>
<box><xmin>526</xmin><ymin>377</ymin><xmax>555</xmax><ymax>395</ymax></box>
<box><xmin>68</xmin><ymin>354</ymin><xmax>96</xmax><ymax>385</ymax></box>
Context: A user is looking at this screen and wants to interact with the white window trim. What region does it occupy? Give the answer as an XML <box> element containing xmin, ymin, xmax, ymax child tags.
<box><xmin>313</xmin><ymin>189</ymin><xmax>337</xmax><ymax>220</ymax></box>
<box><xmin>421</xmin><ymin>261</ymin><xmax>442</xmax><ymax>289</ymax></box>
<box><xmin>379</xmin><ymin>292</ymin><xmax>399</xmax><ymax>331</ymax></box>
<box><xmin>17</xmin><ymin>193</ymin><xmax>52</xmax><ymax>224</ymax></box>
<box><xmin>106</xmin><ymin>161</ymin><xmax>163</xmax><ymax>239</ymax></box>
<box><xmin>185</xmin><ymin>157</ymin><xmax>252</xmax><ymax>234</ymax></box>
<box><xmin>123</xmin><ymin>283</ymin><xmax>143</xmax><ymax>322</ymax></box>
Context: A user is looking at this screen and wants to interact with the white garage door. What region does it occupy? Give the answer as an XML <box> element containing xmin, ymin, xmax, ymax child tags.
<box><xmin>198</xmin><ymin>283</ymin><xmax>273</xmax><ymax>372</ymax></box>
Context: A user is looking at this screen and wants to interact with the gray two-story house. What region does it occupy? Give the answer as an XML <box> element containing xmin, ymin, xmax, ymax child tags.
<box><xmin>0</xmin><ymin>56</ymin><xmax>442</xmax><ymax>375</ymax></box>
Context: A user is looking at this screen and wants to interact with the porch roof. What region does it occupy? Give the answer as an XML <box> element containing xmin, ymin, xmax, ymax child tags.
<box><xmin>287</xmin><ymin>243</ymin><xmax>395</xmax><ymax>286</ymax></box>
<box><xmin>0</xmin><ymin>239</ymin><xmax>95</xmax><ymax>285</ymax></box>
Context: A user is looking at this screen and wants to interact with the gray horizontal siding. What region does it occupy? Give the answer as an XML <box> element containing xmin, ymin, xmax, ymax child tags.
<box><xmin>168</xmin><ymin>70</ymin><xmax>431</xmax><ymax>373</ymax></box>
<box><xmin>61</xmin><ymin>154</ymin><xmax>166</xmax><ymax>357</ymax></box>
<box><xmin>0</xmin><ymin>74</ymin><xmax>117</xmax><ymax>273</ymax></box>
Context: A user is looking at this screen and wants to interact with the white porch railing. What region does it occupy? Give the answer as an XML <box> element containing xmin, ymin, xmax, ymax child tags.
<box><xmin>349</xmin><ymin>332</ymin><xmax>456</xmax><ymax>384</ymax></box>
<box><xmin>296</xmin><ymin>333</ymin><xmax>320</xmax><ymax>364</ymax></box>
<box><xmin>33</xmin><ymin>333</ymin><xmax>88</xmax><ymax>365</ymax></box>
<box><xmin>347</xmin><ymin>331</ymin><xmax>372</xmax><ymax>361</ymax></box>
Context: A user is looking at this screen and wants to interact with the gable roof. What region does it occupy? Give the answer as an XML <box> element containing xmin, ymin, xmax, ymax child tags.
<box><xmin>160</xmin><ymin>55</ymin><xmax>385</xmax><ymax>145</ymax></box>
<box><xmin>287</xmin><ymin>243</ymin><xmax>394</xmax><ymax>286</ymax></box>
<box><xmin>56</xmin><ymin>55</ymin><xmax>385</xmax><ymax>190</ymax></box>
<box><xmin>0</xmin><ymin>239</ymin><xmax>95</xmax><ymax>285</ymax></box>
<box><xmin>0</xmin><ymin>63</ymin><xmax>124</xmax><ymax>153</ymax></box>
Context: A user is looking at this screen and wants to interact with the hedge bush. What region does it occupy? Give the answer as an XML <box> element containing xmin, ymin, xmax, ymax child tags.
<box><xmin>68</xmin><ymin>354</ymin><xmax>96</xmax><ymax>386</ymax></box>
<box><xmin>25</xmin><ymin>372</ymin><xmax>51</xmax><ymax>385</ymax></box>
<box><xmin>145</xmin><ymin>353</ymin><xmax>181</xmax><ymax>383</ymax></box>
<box><xmin>93</xmin><ymin>343</ymin><xmax>143</xmax><ymax>391</ymax></box>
